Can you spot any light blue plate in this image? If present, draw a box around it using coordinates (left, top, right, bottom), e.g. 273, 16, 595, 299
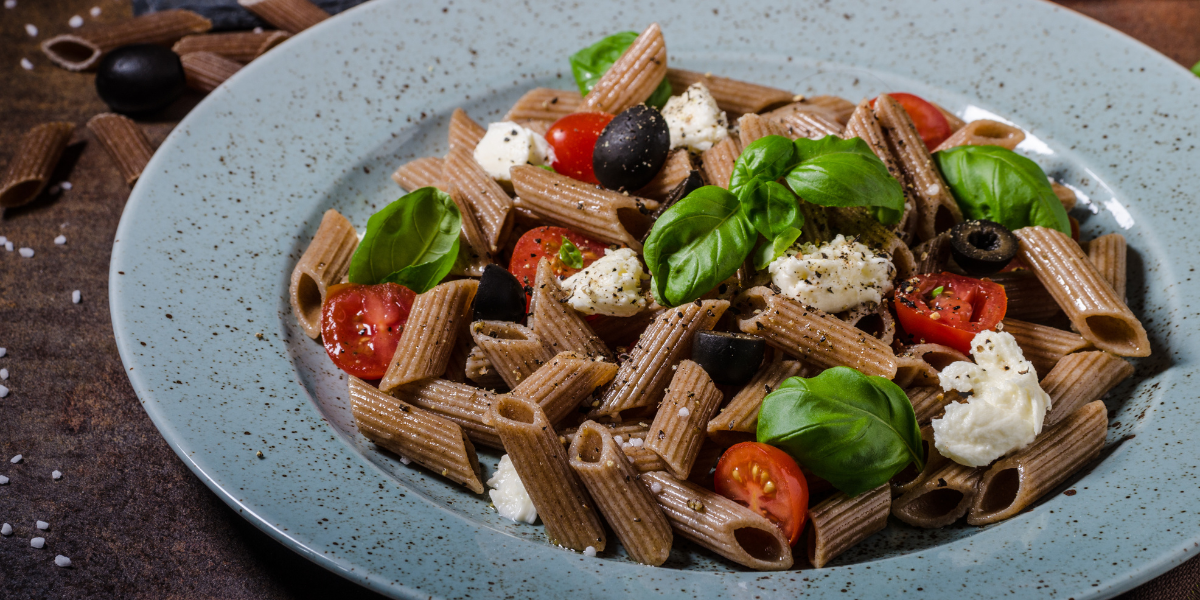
110, 0, 1200, 597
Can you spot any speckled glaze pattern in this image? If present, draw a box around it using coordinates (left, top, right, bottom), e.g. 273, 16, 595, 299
109, 0, 1200, 597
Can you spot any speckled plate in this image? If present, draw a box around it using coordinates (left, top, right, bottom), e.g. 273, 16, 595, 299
109, 0, 1200, 597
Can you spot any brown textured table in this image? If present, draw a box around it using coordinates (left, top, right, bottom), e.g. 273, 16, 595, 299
0, 1, 1197, 598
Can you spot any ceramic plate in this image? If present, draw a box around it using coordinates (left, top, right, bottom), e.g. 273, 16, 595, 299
109, 0, 1200, 597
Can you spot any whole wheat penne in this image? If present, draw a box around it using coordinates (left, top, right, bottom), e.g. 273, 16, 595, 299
350, 376, 484, 493
581, 23, 667, 114
569, 422, 673, 566
736, 287, 897, 378
388, 378, 501, 449
906, 387, 955, 426
894, 343, 969, 388
379, 279, 478, 391
488, 395, 606, 552
1041, 350, 1133, 428
392, 157, 447, 192
237, 0, 329, 33
707, 355, 805, 446
700, 136, 741, 189
807, 484, 890, 568
504, 88, 583, 122
1087, 233, 1127, 300
665, 69, 793, 115
932, 119, 1026, 153
172, 30, 290, 63
441, 178, 493, 276
561, 423, 650, 447
529, 259, 614, 361
509, 352, 618, 426
510, 165, 657, 250
470, 320, 554, 389
636, 149, 693, 201
931, 101, 967, 132
890, 425, 947, 497
991, 270, 1061, 322
1051, 182, 1077, 212
87, 113, 154, 185
891, 462, 982, 528
969, 401, 1106, 525
593, 300, 728, 417
448, 108, 486, 153
791, 95, 857, 126
180, 51, 242, 93
1001, 318, 1092, 376
514, 118, 552, 136
843, 99, 917, 243
442, 317, 475, 384
644, 361, 724, 479
0, 122, 74, 209
763, 103, 844, 139
875, 94, 962, 242
641, 472, 794, 571
737, 113, 790, 147
288, 209, 358, 339
41, 9, 211, 71
444, 147, 513, 252
842, 300, 896, 347
1014, 226, 1149, 356
464, 344, 508, 389
622, 443, 669, 473
589, 310, 661, 349
911, 231, 952, 274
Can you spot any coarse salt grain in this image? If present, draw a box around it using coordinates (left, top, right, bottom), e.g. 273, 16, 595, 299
926, 184, 941, 196
56, 555, 72, 567
24, 23, 37, 36
59, 181, 72, 190
0, 236, 6, 245
20, 58, 33, 71
5, 241, 13, 251
68, 15, 82, 27
36, 521, 48, 530
9, 454, 21, 463
583, 546, 597, 557
678, 407, 691, 418
5, 0, 16, 9
398, 456, 411, 465
90, 6, 100, 17
253, 26, 263, 33
0, 523, 10, 536
630, 437, 644, 448
650, 482, 663, 494
0, 347, 6, 357
72, 290, 81, 304
1, 368, 7, 379
1, 385, 10, 398
30, 537, 44, 549
54, 235, 66, 245
0, 475, 8, 485
613, 435, 624, 445
19, 247, 34, 258
52, 470, 62, 480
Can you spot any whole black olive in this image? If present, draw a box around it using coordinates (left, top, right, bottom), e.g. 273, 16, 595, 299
472, 264, 527, 323
948, 219, 1019, 276
692, 331, 766, 386
95, 45, 185, 115
592, 104, 671, 192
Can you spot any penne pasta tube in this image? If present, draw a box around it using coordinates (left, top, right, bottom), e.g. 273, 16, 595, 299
180, 51, 242, 93
569, 422, 673, 566
470, 320, 554, 389
1051, 182, 1077, 212
237, 0, 329, 33
968, 401, 1106, 525
889, 425, 947, 497
589, 310, 661, 349
581, 23, 668, 114
380, 279, 478, 391
640, 472, 794, 571
514, 118, 553, 136
510, 165, 657, 250
788, 95, 857, 126
893, 343, 969, 388
172, 31, 290, 63
488, 395, 607, 552
391, 157, 447, 192
932, 119, 1026, 153
622, 443, 669, 473
441, 178, 493, 276
665, 68, 794, 115
1001, 318, 1092, 376
736, 287, 897, 378
905, 387, 954, 426
891, 461, 982, 528
593, 300, 728, 417
448, 108, 486, 153
464, 344, 508, 390
441, 316, 474, 384
645, 361, 724, 479
504, 88, 583, 122
1087, 233, 1127, 300
444, 146, 514, 252
41, 9, 211, 71
807, 484, 890, 568
0, 122, 74, 209
350, 376, 484, 493
561, 423, 650, 447
1014, 226, 1150, 356
87, 113, 155, 185
911, 231, 952, 274
707, 355, 805, 446
991, 269, 1062, 322
636, 149, 693, 201
509, 352, 619, 426
387, 378, 501, 449
700, 136, 741, 189
737, 113, 790, 146
842, 301, 896, 347
288, 209, 358, 339
763, 103, 844, 139
843, 99, 917, 243
874, 94, 962, 242
1041, 350, 1133, 428
529, 259, 614, 361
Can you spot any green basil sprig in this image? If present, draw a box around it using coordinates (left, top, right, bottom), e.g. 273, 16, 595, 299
347, 187, 461, 293
756, 367, 924, 497
934, 145, 1070, 235
569, 32, 671, 109
558, 236, 583, 269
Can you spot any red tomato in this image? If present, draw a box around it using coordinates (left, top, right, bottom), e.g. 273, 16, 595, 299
874, 92, 952, 151
714, 442, 809, 545
321, 282, 415, 379
508, 225, 608, 292
545, 112, 614, 184
893, 272, 1007, 354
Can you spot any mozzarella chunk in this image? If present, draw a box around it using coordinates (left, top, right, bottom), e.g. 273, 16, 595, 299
932, 331, 1052, 467
560, 248, 648, 317
767, 235, 895, 314
661, 83, 729, 152
472, 121, 555, 182
486, 455, 538, 524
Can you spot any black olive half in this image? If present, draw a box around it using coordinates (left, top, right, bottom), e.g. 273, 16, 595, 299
692, 331, 766, 386
592, 104, 670, 192
472, 264, 527, 323
948, 219, 1019, 276
95, 45, 186, 115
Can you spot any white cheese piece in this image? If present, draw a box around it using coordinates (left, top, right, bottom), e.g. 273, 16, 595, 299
472, 121, 554, 182
661, 83, 729, 152
932, 331, 1052, 467
560, 248, 648, 317
767, 235, 895, 314
487, 455, 538, 525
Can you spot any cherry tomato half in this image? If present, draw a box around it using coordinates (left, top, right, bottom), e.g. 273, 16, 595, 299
893, 272, 1007, 354
508, 225, 608, 292
321, 282, 415, 379
714, 442, 809, 545
874, 92, 952, 151
545, 112, 615, 184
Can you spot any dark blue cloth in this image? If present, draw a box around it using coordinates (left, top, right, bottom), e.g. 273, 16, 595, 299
132, 0, 370, 31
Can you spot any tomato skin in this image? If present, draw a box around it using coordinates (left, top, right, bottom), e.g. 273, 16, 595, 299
545, 113, 614, 184
893, 272, 1007, 354
321, 282, 415, 379
714, 442, 809, 545
508, 225, 608, 292
874, 92, 952, 151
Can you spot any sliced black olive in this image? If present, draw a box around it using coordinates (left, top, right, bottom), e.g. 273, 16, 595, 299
692, 331, 766, 386
95, 45, 185, 115
472, 264, 526, 323
592, 104, 670, 192
948, 219, 1018, 276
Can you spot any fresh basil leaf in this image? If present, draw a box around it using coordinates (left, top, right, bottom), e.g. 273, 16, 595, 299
538, 164, 556, 173
783, 136, 906, 226
757, 366, 924, 497
752, 225, 803, 270
737, 179, 803, 241
347, 187, 462, 293
643, 186, 756, 306
558, 236, 583, 269
1192, 60, 1200, 77
569, 32, 672, 109
730, 135, 796, 192
931, 285, 945, 298
934, 145, 1070, 235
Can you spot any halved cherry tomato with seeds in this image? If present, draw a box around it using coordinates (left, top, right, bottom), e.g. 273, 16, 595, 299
545, 112, 615, 184
508, 225, 609, 295
714, 442, 809, 545
874, 92, 952, 151
893, 272, 1007, 354
321, 282, 415, 379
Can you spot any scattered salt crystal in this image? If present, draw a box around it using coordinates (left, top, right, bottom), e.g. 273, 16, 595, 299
54, 235, 66, 245
583, 546, 597, 557
68, 15, 83, 27
0, 347, 6, 356
650, 482, 663, 494
72, 290, 81, 304
678, 407, 691, 418
24, 24, 37, 36
0, 475, 8, 485
629, 437, 644, 448
30, 537, 44, 549
613, 435, 624, 445
3, 384, 13, 398
52, 470, 61, 480
55, 555, 72, 567
20, 58, 33, 71
9, 454, 20, 463
0, 523, 10, 535
253, 26, 263, 33
90, 6, 100, 17
926, 184, 941, 196
59, 181, 72, 190
0, 236, 6, 245
398, 456, 411, 465
5, 241, 13, 251
4, 0, 16, 9
19, 247, 34, 258
1, 368, 8, 379
738, 581, 748, 589
36, 521, 48, 530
